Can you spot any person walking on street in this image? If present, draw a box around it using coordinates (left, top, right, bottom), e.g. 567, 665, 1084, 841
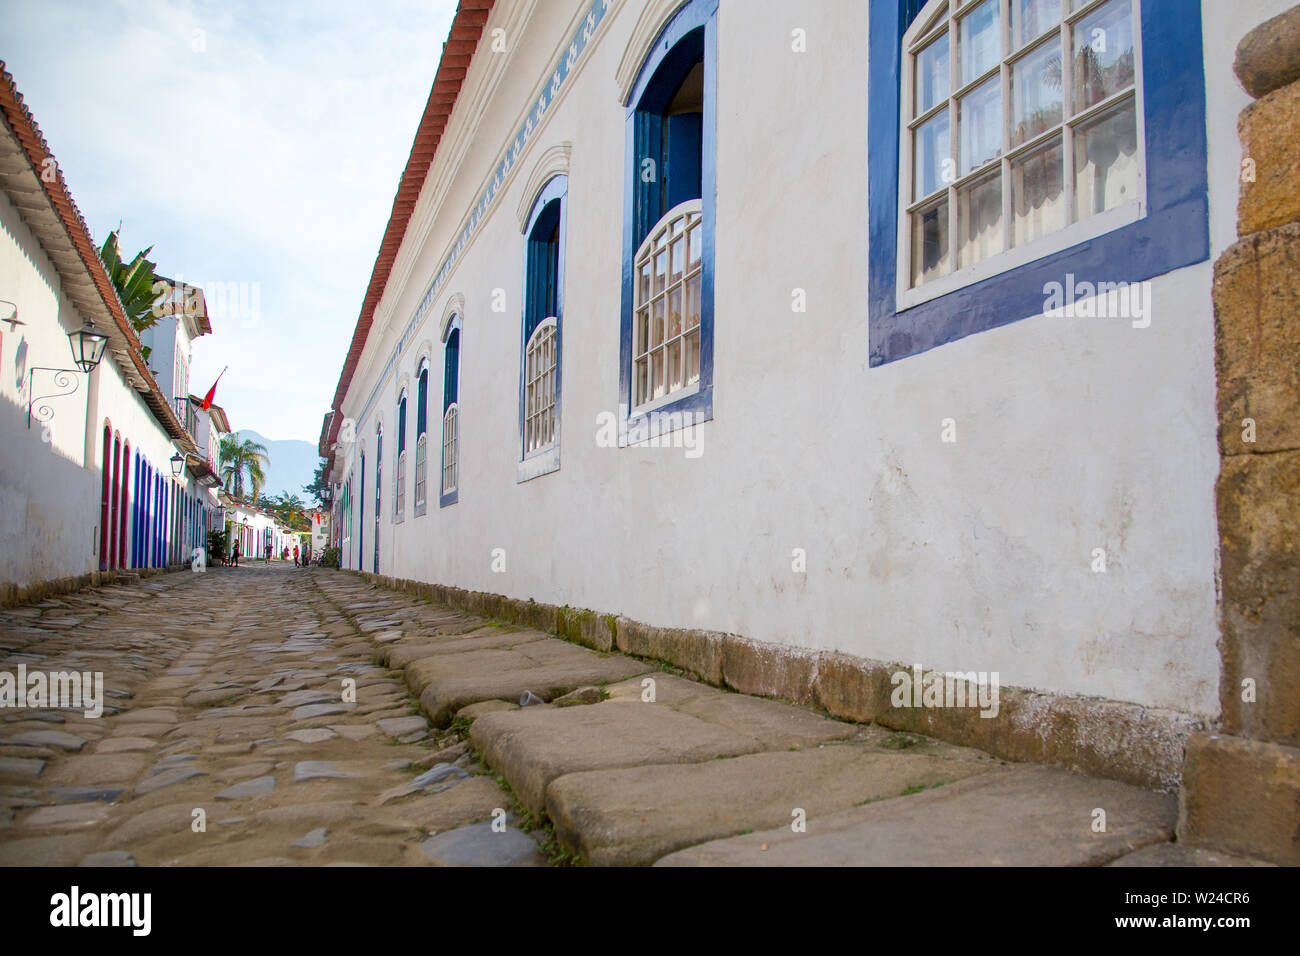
265, 541, 272, 562
231, 538, 240, 568
293, 544, 299, 567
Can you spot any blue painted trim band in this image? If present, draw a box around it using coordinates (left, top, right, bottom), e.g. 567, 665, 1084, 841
867, 0, 1209, 366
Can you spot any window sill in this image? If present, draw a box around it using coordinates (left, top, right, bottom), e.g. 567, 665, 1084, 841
897, 199, 1144, 311
620, 384, 712, 447
517, 445, 560, 483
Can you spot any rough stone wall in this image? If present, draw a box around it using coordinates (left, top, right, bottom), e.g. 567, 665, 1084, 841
1179, 5, 1300, 865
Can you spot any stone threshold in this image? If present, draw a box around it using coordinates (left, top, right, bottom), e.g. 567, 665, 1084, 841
345, 569, 1202, 792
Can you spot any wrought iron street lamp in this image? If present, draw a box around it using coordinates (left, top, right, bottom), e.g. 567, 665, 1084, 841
68, 325, 109, 373
27, 323, 109, 429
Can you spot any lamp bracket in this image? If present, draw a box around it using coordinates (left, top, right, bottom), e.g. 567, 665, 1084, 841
27, 367, 81, 430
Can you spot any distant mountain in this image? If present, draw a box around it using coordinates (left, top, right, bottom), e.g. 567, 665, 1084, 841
237, 429, 320, 502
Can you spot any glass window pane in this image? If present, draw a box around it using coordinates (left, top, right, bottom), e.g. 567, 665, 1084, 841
687, 222, 701, 268
1011, 39, 1063, 145
668, 339, 683, 392
960, 0, 1000, 86
1011, 137, 1065, 245
651, 349, 665, 400
654, 248, 668, 296
635, 357, 648, 405
911, 199, 950, 287
1073, 99, 1138, 219
1072, 0, 1135, 113
1012, 0, 1060, 49
685, 329, 700, 386
638, 261, 651, 306
685, 271, 701, 329
636, 309, 648, 356
957, 171, 1002, 268
915, 32, 950, 115
670, 236, 684, 285
913, 108, 950, 200
959, 76, 1001, 174
668, 287, 682, 339
651, 296, 664, 347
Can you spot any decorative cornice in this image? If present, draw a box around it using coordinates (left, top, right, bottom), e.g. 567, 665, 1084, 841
516, 141, 572, 231
614, 0, 688, 104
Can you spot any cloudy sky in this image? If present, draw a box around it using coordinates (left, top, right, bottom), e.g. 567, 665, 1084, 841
2, 0, 457, 442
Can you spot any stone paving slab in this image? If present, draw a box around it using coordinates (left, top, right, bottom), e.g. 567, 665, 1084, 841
654, 766, 1177, 866
1105, 843, 1277, 866
410, 640, 654, 726
548, 736, 998, 865
382, 628, 546, 668
470, 685, 857, 816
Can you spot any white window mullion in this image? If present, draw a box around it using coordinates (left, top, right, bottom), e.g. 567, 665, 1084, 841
1061, 5, 1075, 225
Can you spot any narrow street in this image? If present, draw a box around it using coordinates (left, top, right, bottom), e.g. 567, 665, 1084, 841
0, 566, 1194, 867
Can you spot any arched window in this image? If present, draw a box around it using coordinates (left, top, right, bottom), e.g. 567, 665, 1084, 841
100, 423, 112, 570
621, 0, 716, 435
395, 391, 408, 524
440, 319, 461, 507
110, 433, 121, 570
118, 440, 129, 569
414, 361, 429, 516
373, 426, 382, 573
520, 175, 566, 480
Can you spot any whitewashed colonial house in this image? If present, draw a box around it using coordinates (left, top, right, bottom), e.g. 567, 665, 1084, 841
0, 64, 224, 599
319, 0, 1293, 794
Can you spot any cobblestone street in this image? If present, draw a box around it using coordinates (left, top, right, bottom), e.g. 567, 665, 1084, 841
0, 565, 1207, 867
0, 565, 533, 866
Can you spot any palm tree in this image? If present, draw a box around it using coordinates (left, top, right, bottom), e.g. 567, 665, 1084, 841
219, 435, 269, 501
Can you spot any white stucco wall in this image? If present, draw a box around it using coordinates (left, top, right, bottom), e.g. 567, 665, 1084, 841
1, 184, 204, 589
331, 0, 1272, 719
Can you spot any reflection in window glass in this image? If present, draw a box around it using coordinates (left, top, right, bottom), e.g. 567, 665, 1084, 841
1012, 137, 1065, 246
960, 0, 1001, 85
1011, 40, 1063, 145
914, 109, 951, 199
1073, 0, 1135, 113
959, 76, 1001, 174
1073, 99, 1138, 219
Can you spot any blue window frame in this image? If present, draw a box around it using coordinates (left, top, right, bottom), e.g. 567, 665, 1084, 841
619, 0, 717, 439
414, 362, 429, 517
416, 366, 428, 437
440, 317, 461, 508
358, 452, 365, 570
397, 393, 407, 457
868, 0, 1208, 366
373, 426, 381, 572
519, 174, 566, 478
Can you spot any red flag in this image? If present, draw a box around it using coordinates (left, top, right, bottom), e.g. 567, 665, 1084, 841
201, 366, 228, 410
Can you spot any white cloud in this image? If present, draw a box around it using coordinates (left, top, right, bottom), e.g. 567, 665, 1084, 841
1, 0, 458, 441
